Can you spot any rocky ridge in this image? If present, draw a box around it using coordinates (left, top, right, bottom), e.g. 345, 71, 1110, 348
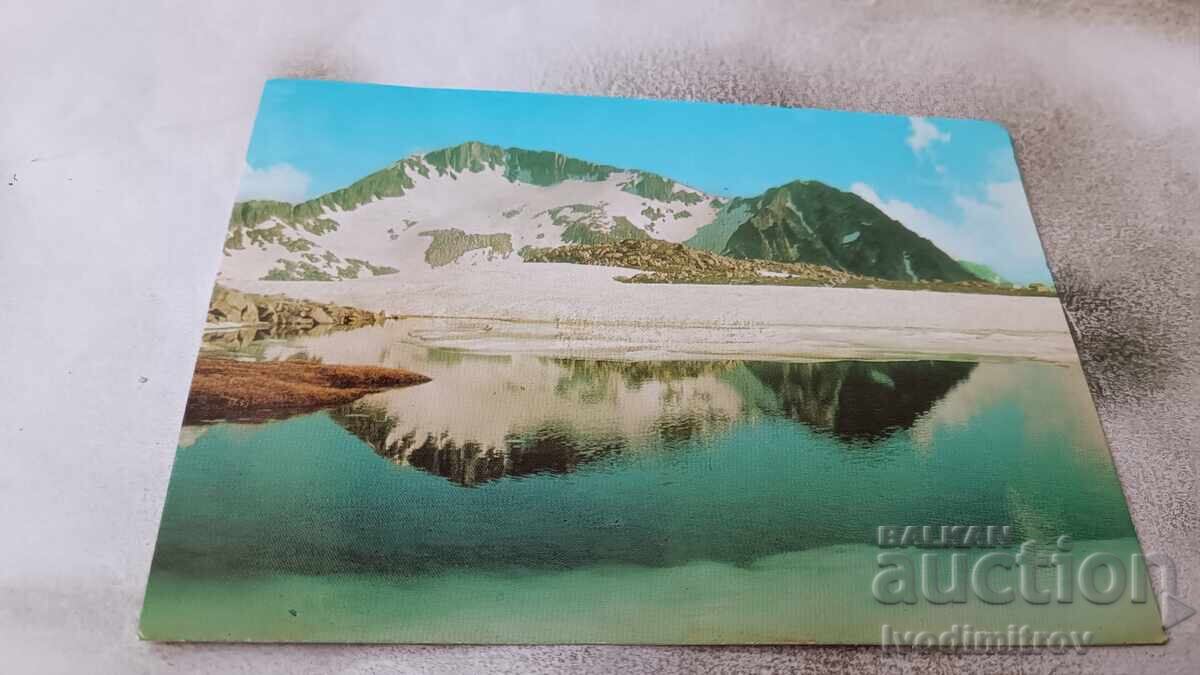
520, 239, 1052, 295
207, 285, 387, 329
520, 239, 858, 285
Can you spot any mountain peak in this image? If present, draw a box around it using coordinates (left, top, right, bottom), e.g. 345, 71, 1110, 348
720, 179, 977, 282
774, 179, 839, 193
413, 142, 624, 187
423, 141, 507, 174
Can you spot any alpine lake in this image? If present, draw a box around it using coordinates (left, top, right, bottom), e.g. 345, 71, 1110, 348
140, 319, 1164, 644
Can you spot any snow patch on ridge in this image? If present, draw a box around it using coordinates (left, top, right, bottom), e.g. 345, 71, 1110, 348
219, 162, 719, 282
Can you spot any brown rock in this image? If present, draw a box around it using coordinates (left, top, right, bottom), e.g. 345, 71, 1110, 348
309, 306, 334, 324
209, 287, 259, 324
183, 357, 431, 423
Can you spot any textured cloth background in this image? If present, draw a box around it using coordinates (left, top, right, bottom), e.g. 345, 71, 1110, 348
0, 1, 1196, 672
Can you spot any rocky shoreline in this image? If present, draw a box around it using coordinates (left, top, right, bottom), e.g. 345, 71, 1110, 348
207, 284, 389, 330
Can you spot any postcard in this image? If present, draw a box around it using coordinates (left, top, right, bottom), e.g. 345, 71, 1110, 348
140, 79, 1164, 645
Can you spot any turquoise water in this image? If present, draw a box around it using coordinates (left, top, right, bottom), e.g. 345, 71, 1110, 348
141, 324, 1164, 643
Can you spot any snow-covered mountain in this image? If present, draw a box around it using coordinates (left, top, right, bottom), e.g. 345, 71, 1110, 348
220, 141, 722, 281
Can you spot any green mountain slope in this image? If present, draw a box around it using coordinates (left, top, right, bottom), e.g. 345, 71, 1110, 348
957, 260, 1009, 286
719, 181, 977, 283
684, 199, 753, 253
620, 172, 705, 205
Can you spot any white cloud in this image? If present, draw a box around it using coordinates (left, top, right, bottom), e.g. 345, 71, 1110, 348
851, 183, 976, 259
906, 116, 951, 154
236, 162, 311, 203
851, 180, 1052, 284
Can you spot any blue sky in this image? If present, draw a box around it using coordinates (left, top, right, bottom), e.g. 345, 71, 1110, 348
240, 79, 1052, 284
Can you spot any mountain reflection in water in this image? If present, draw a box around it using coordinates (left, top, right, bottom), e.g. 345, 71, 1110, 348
158, 326, 1135, 580
332, 404, 630, 487
329, 357, 975, 486
742, 360, 976, 442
